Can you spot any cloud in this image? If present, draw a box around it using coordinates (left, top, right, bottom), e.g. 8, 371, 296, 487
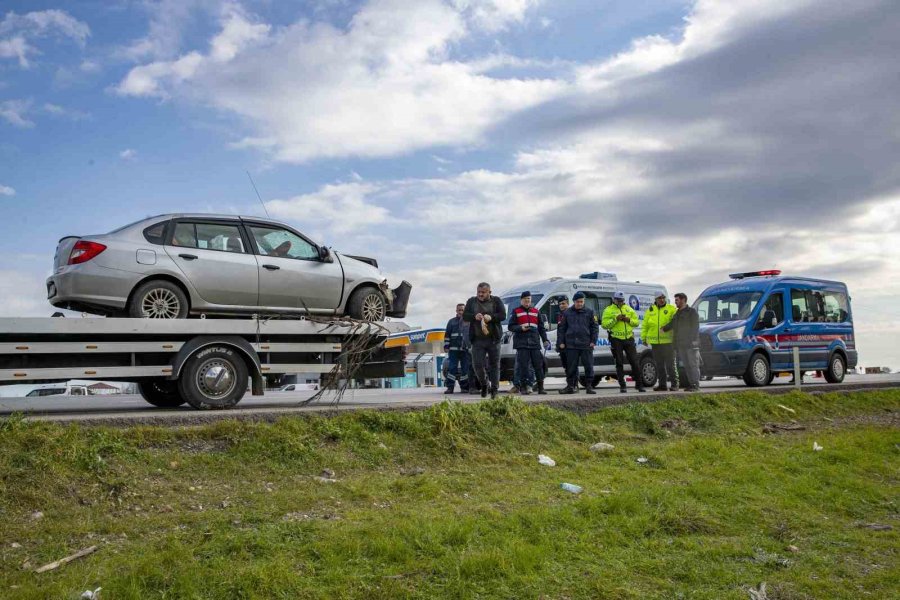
119, 148, 138, 160
42, 103, 90, 120
0, 10, 90, 68
0, 99, 34, 128
0, 270, 50, 317
265, 182, 390, 234
451, 0, 542, 32
116, 0, 564, 161
0, 184, 14, 196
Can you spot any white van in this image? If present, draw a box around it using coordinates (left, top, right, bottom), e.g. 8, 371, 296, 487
25, 383, 90, 397
497, 272, 668, 387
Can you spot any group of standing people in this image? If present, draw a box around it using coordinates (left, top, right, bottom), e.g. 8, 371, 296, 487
442, 282, 702, 398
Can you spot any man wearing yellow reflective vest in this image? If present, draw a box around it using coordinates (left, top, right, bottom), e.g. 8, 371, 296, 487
602, 291, 646, 393
641, 292, 677, 391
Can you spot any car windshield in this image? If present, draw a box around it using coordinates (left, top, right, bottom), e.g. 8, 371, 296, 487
694, 292, 762, 323
502, 294, 544, 322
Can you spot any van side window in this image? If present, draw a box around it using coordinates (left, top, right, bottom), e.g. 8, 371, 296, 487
790, 289, 809, 322
759, 292, 784, 327
822, 291, 850, 322
541, 295, 570, 330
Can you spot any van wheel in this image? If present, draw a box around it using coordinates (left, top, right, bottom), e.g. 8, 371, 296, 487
178, 346, 248, 410
138, 379, 186, 408
742, 353, 771, 387
824, 353, 846, 383
639, 355, 657, 388
347, 287, 386, 322
129, 280, 189, 319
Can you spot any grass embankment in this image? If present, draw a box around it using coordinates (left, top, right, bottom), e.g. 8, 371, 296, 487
1, 390, 898, 599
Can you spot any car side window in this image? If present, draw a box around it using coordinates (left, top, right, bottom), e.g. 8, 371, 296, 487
143, 222, 167, 245
248, 225, 318, 260
172, 223, 246, 253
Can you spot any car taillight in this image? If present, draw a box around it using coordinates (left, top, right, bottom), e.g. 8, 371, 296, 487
68, 241, 107, 265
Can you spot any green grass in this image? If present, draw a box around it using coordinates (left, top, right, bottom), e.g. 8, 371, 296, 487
1, 390, 898, 599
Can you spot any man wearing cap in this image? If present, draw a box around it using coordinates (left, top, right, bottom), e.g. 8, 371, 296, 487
602, 291, 646, 393
508, 291, 551, 395
557, 291, 600, 394
463, 282, 507, 399
641, 292, 677, 391
443, 303, 470, 394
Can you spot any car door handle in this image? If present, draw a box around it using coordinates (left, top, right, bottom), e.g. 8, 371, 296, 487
262, 264, 280, 271
178, 253, 198, 260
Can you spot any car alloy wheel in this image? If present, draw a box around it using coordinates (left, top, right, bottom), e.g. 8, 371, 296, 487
141, 288, 182, 318
361, 293, 386, 321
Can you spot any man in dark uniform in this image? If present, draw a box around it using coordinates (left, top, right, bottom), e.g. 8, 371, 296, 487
557, 291, 599, 395
463, 282, 507, 399
555, 297, 570, 381
508, 291, 551, 395
443, 303, 470, 394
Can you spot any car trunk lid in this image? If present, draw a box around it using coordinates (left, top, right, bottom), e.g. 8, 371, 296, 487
53, 236, 81, 272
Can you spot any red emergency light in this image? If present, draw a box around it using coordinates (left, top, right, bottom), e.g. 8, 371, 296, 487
728, 270, 782, 280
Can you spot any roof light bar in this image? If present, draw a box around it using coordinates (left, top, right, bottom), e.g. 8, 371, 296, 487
728, 270, 782, 280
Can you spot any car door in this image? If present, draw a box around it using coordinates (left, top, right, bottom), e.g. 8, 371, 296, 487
164, 220, 259, 306
244, 223, 344, 310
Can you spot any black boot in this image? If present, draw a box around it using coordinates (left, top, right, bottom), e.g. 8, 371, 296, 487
490, 387, 498, 399
585, 387, 596, 395
559, 386, 575, 395
443, 387, 455, 395
537, 381, 547, 395
481, 386, 488, 398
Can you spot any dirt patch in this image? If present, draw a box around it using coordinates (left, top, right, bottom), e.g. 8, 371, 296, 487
763, 411, 898, 434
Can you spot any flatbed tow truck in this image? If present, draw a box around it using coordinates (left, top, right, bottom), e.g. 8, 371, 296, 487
0, 317, 405, 410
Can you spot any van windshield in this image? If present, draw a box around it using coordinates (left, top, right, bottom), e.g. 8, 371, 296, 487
502, 295, 544, 322
694, 292, 762, 323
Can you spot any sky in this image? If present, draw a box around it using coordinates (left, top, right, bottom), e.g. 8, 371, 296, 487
1, 0, 898, 369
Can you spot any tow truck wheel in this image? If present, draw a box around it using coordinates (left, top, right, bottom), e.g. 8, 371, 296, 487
347, 287, 386, 322
824, 352, 846, 384
138, 379, 186, 408
179, 346, 248, 410
742, 353, 771, 387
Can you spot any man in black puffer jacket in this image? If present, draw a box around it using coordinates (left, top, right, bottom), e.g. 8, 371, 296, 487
463, 282, 507, 399
556, 291, 599, 395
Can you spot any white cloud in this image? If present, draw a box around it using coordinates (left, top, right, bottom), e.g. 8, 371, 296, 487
0, 270, 50, 317
116, 0, 564, 161
119, 148, 138, 160
0, 99, 34, 128
452, 0, 542, 31
0, 10, 90, 68
266, 182, 390, 234
0, 184, 15, 196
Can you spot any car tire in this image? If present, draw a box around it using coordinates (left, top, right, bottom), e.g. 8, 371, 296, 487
129, 280, 189, 319
823, 352, 846, 383
347, 287, 386, 322
742, 353, 771, 387
178, 346, 248, 410
639, 354, 657, 388
138, 379, 186, 408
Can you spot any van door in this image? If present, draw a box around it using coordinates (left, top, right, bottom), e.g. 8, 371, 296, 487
752, 289, 790, 370
789, 288, 828, 369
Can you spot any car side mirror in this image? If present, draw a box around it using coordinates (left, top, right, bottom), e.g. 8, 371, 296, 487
318, 246, 333, 262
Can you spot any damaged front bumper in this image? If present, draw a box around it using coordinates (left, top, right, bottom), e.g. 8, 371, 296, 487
381, 280, 412, 319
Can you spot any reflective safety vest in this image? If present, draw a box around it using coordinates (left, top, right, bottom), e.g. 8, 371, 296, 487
601, 303, 639, 340
509, 306, 547, 350
641, 303, 675, 344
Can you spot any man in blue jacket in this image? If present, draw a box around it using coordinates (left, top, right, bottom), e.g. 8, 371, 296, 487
557, 291, 599, 395
443, 303, 470, 394
508, 291, 551, 395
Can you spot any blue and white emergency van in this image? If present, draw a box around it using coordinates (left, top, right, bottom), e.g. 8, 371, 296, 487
695, 270, 857, 386
497, 273, 667, 387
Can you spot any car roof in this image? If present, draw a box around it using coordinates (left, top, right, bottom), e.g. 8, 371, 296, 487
145, 213, 290, 226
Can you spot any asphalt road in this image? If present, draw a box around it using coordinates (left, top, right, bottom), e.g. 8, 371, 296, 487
2, 373, 897, 424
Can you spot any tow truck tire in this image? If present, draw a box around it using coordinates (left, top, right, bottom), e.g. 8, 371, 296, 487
742, 353, 771, 387
138, 379, 186, 408
347, 287, 386, 322
178, 346, 248, 410
129, 280, 189, 319
824, 352, 846, 384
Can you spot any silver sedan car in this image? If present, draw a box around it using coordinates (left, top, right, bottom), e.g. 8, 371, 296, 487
47, 214, 411, 321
